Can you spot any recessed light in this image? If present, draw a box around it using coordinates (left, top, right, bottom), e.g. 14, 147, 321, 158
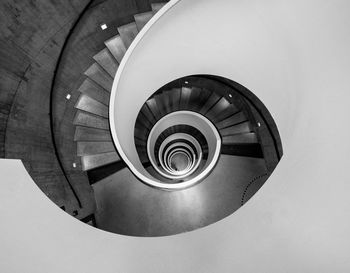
184, 81, 189, 84
66, 94, 71, 100
100, 24, 107, 30
257, 122, 261, 127
228, 94, 232, 98
72, 162, 77, 168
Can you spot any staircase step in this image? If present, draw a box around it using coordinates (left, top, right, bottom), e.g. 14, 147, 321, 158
213, 104, 240, 124
141, 104, 156, 124
221, 143, 264, 158
136, 145, 149, 164
75, 94, 109, 118
77, 141, 115, 156
219, 121, 252, 136
78, 79, 110, 105
84, 63, 113, 92
104, 35, 127, 64
194, 88, 212, 111
134, 11, 154, 31
140, 153, 149, 164
73, 111, 109, 130
187, 87, 202, 111
180, 87, 191, 110
74, 126, 112, 142
134, 127, 148, 141
215, 111, 247, 130
134, 137, 147, 146
81, 152, 120, 171
118, 22, 138, 49
199, 92, 221, 115
136, 112, 153, 130
154, 94, 167, 117
146, 98, 161, 120
206, 97, 237, 122
222, 133, 258, 145
87, 160, 127, 184
151, 2, 166, 14
160, 90, 172, 114
169, 88, 181, 112
93, 48, 119, 78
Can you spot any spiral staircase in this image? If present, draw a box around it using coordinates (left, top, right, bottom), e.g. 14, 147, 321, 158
43, 0, 284, 236
1, 0, 350, 272
73, 3, 167, 171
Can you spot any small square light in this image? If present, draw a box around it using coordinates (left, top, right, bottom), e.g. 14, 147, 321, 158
72, 162, 77, 168
184, 81, 189, 84
228, 94, 233, 98
257, 122, 261, 127
100, 24, 107, 30
66, 94, 71, 100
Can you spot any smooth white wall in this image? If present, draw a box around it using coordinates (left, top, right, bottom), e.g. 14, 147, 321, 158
2, 0, 350, 272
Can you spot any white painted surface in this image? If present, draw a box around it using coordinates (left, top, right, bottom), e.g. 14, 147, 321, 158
2, 0, 350, 272
145, 111, 221, 188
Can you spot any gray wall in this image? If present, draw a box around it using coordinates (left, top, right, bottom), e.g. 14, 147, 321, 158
0, 0, 92, 216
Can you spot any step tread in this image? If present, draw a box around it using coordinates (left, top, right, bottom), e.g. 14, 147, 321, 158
118, 22, 138, 49
151, 2, 167, 13
146, 98, 161, 120
219, 121, 252, 136
141, 104, 156, 124
222, 132, 258, 145
93, 48, 119, 78
134, 127, 148, 141
134, 137, 147, 146
104, 35, 127, 64
215, 111, 247, 130
221, 143, 264, 158
81, 151, 120, 171
169, 88, 181, 112
160, 90, 172, 114
78, 79, 110, 105
74, 126, 112, 142
180, 87, 191, 110
187, 87, 203, 111
77, 141, 115, 156
206, 97, 238, 122
134, 11, 154, 31
75, 94, 109, 118
73, 111, 109, 130
136, 111, 153, 130
154, 94, 167, 117
84, 63, 113, 92
199, 92, 221, 115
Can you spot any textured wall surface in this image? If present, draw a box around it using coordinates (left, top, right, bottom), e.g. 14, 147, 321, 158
0, 0, 169, 218
0, 0, 92, 216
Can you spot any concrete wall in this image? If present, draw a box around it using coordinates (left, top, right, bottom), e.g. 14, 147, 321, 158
0, 0, 92, 216
0, 0, 169, 219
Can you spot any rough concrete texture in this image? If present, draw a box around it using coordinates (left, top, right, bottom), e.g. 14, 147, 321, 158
0, 0, 169, 219
0, 0, 95, 217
